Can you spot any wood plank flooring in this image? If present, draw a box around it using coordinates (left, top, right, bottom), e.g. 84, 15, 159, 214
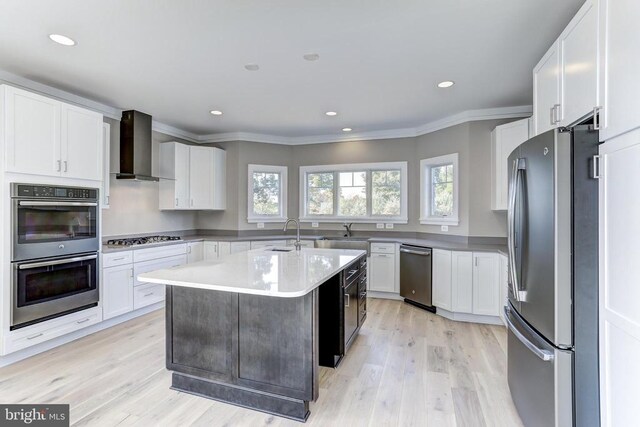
0, 299, 523, 426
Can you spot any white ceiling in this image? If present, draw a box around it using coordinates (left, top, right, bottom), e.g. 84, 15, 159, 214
0, 0, 583, 139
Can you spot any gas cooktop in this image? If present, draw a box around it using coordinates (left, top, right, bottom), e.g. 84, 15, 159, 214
106, 235, 182, 247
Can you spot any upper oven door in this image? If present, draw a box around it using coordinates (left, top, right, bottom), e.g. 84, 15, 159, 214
13, 199, 99, 261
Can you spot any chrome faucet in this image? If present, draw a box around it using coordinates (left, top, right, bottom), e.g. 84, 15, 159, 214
283, 218, 302, 251
343, 222, 353, 238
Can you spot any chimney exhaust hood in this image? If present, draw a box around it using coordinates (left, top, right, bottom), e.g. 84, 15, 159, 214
116, 110, 159, 181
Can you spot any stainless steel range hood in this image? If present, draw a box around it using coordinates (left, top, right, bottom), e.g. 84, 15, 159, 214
116, 110, 159, 181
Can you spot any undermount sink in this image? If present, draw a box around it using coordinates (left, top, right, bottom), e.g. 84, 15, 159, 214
315, 238, 370, 254
267, 248, 293, 252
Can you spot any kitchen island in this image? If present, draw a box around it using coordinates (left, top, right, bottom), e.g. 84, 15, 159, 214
138, 247, 367, 422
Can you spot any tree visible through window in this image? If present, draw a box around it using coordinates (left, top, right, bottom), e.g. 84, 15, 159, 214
372, 170, 401, 216
431, 164, 454, 217
338, 171, 367, 216
248, 164, 287, 221
307, 173, 334, 215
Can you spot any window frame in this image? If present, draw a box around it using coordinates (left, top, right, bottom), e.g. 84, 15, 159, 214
247, 164, 288, 223
420, 153, 459, 226
299, 162, 408, 223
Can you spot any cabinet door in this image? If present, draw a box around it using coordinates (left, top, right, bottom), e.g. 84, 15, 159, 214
174, 143, 190, 208
533, 41, 561, 136
499, 254, 509, 325
559, 0, 599, 127
472, 252, 500, 316
212, 147, 227, 209
61, 103, 103, 180
189, 146, 214, 209
102, 123, 111, 208
203, 241, 219, 260
4, 86, 61, 176
230, 241, 250, 254
491, 119, 529, 210
103, 264, 134, 320
432, 249, 452, 311
598, 131, 640, 427
187, 242, 204, 263
218, 242, 231, 257
369, 253, 396, 293
598, 0, 640, 141
451, 251, 473, 313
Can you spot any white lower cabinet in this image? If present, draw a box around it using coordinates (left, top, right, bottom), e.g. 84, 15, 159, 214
230, 241, 250, 254
133, 283, 165, 310
431, 249, 502, 319
219, 242, 231, 257
452, 251, 474, 313
187, 241, 204, 263
369, 253, 396, 293
203, 241, 219, 260
102, 263, 134, 320
472, 252, 500, 316
432, 249, 452, 311
499, 254, 509, 324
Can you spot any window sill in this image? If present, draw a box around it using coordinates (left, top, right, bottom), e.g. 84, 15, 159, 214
300, 217, 408, 224
419, 217, 459, 226
247, 217, 288, 224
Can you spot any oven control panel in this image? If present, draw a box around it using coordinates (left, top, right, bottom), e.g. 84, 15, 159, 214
12, 184, 98, 200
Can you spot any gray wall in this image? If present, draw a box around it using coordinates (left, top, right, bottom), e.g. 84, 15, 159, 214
101, 117, 198, 238
195, 118, 515, 238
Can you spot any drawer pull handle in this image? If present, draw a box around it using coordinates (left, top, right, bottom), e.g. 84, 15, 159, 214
112, 257, 126, 261
76, 318, 90, 324
143, 292, 154, 297
27, 333, 43, 340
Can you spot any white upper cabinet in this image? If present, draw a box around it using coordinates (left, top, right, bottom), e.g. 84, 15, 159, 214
533, 41, 561, 136
61, 103, 103, 181
158, 141, 226, 210
598, 0, 640, 141
559, 0, 599, 128
2, 85, 103, 181
491, 118, 529, 210
102, 123, 111, 208
432, 249, 452, 311
4, 85, 61, 176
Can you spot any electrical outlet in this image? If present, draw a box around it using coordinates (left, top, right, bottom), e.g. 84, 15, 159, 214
441, 225, 449, 232
385, 223, 394, 229
257, 222, 265, 229
312, 222, 319, 228
376, 223, 384, 229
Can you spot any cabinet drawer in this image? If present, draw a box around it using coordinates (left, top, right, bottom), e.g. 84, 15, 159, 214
134, 254, 187, 286
133, 243, 187, 263
103, 251, 133, 268
5, 307, 101, 354
370, 242, 395, 254
133, 283, 165, 310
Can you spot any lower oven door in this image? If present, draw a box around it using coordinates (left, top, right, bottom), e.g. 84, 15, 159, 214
12, 253, 99, 329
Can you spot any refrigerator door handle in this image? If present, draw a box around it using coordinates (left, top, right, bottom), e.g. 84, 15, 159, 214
504, 306, 555, 362
507, 158, 526, 302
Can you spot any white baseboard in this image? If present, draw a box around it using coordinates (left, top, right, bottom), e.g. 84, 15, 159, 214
368, 291, 403, 301
0, 303, 164, 368
436, 307, 504, 326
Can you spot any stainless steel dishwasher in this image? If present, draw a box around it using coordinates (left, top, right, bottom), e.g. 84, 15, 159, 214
399, 245, 435, 312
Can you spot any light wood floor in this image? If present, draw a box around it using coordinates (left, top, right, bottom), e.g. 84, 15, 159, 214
0, 298, 523, 426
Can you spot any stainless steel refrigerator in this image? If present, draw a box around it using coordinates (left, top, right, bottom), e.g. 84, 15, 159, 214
505, 125, 600, 427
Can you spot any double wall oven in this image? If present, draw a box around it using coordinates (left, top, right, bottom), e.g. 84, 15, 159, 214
11, 184, 100, 329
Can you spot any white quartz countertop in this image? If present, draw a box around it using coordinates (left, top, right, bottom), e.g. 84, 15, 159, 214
137, 247, 365, 298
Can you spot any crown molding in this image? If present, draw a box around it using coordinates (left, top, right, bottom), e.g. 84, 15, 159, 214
199, 105, 532, 145
0, 68, 531, 146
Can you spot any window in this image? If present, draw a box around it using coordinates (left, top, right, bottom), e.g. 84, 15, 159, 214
300, 162, 408, 223
420, 153, 459, 225
248, 164, 287, 222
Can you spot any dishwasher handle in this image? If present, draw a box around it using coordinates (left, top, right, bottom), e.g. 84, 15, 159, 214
400, 247, 432, 256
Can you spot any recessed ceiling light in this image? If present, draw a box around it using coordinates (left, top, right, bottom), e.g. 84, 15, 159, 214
48, 34, 76, 46
210, 110, 223, 116
244, 64, 260, 71
342, 128, 352, 132
325, 111, 337, 116
437, 80, 455, 88
303, 53, 320, 61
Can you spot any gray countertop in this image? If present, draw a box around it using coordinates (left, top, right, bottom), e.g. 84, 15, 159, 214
103, 233, 506, 256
